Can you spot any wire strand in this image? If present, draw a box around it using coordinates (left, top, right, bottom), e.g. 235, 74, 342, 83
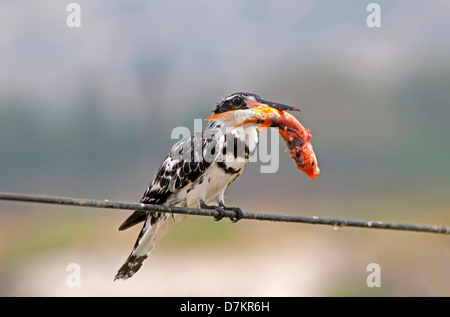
0, 191, 449, 235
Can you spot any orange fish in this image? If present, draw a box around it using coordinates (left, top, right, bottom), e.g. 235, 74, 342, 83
271, 111, 319, 179
248, 106, 319, 179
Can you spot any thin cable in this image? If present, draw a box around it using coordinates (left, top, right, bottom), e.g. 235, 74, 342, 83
0, 191, 449, 235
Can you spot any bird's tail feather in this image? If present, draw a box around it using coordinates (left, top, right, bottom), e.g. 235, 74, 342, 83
114, 252, 151, 281
115, 217, 156, 281
118, 210, 148, 231
115, 213, 186, 281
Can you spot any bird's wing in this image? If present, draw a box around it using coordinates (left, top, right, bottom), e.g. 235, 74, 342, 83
118, 128, 220, 231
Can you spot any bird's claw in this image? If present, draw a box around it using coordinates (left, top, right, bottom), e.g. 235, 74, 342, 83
200, 200, 226, 221
219, 204, 243, 223
204, 200, 243, 222
229, 207, 243, 223
213, 207, 226, 221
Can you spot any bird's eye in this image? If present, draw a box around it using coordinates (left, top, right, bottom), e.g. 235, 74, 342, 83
232, 96, 242, 106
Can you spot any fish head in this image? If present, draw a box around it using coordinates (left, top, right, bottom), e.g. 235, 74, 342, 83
301, 143, 320, 179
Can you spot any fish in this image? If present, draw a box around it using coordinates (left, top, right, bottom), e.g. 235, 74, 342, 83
256, 109, 320, 179
273, 112, 319, 179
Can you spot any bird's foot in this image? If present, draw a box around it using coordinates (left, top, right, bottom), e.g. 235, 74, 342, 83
200, 200, 226, 221
219, 203, 244, 223
213, 207, 226, 221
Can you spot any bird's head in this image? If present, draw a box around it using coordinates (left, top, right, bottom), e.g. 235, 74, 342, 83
206, 92, 300, 128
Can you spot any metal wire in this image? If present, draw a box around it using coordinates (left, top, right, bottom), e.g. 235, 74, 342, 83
0, 191, 449, 235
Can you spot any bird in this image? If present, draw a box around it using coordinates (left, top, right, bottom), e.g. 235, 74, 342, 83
114, 92, 301, 280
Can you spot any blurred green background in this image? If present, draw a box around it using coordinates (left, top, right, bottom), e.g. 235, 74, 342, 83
0, 1, 449, 296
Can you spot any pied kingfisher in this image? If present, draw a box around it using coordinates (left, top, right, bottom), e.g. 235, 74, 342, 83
114, 92, 300, 280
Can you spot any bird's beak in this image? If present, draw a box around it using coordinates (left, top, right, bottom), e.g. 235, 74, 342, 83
246, 98, 301, 112
242, 98, 301, 130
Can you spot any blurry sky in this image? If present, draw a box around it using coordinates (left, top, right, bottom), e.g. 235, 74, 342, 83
0, 1, 449, 296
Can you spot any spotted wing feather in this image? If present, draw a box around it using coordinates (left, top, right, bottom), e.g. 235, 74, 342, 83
118, 129, 219, 231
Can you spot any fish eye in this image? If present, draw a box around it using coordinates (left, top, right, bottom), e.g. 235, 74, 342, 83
310, 161, 315, 166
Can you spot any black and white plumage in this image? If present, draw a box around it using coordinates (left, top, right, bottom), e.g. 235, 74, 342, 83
114, 92, 299, 280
